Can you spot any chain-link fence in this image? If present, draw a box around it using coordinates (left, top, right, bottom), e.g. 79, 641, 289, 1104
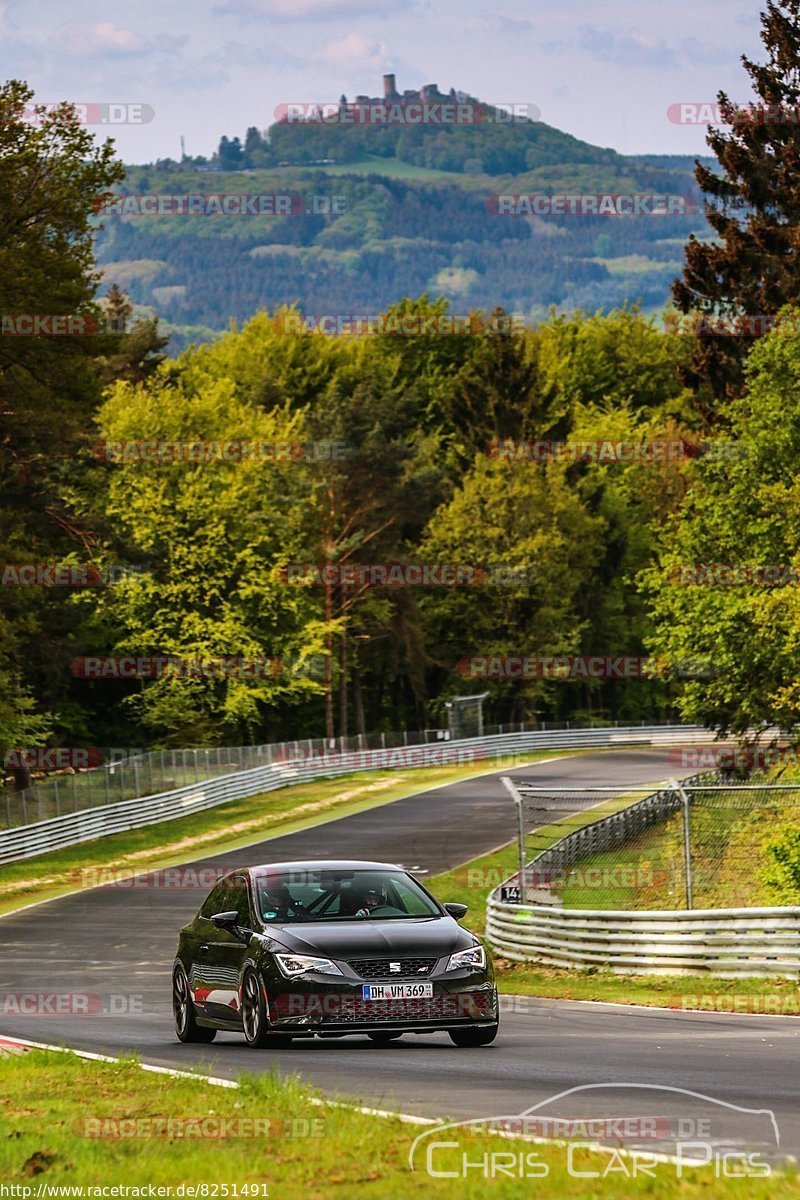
0, 717, 691, 832
501, 775, 800, 911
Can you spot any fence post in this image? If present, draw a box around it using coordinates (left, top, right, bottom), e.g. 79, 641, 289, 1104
670, 777, 694, 910
501, 776, 527, 905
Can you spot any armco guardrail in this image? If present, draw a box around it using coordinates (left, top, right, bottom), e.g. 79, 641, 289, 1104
485, 900, 800, 977
1, 718, 709, 832
486, 768, 800, 978
0, 723, 711, 864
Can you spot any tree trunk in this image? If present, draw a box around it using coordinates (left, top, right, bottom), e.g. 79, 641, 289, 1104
352, 661, 366, 740
324, 573, 334, 741
11, 764, 32, 792
339, 625, 348, 741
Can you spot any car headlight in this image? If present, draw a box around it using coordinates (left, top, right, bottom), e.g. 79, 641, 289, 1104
447, 944, 486, 971
274, 953, 343, 977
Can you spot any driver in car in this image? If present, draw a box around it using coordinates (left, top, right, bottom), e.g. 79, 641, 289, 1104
355, 887, 389, 918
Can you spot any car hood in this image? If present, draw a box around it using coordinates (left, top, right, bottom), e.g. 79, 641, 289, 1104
266, 916, 472, 959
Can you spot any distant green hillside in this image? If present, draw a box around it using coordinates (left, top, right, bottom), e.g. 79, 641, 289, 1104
97, 97, 712, 347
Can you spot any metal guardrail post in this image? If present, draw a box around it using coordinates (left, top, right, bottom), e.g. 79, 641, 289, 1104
670, 776, 694, 910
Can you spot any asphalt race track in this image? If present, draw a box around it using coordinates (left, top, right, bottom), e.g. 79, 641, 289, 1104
1, 748, 798, 1164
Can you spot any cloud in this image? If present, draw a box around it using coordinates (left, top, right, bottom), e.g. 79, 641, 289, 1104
215, 0, 400, 21
59, 21, 150, 58
203, 38, 303, 69
477, 15, 535, 34
313, 32, 392, 70
577, 26, 677, 67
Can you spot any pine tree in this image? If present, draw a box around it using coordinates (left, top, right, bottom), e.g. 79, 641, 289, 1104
673, 1, 800, 407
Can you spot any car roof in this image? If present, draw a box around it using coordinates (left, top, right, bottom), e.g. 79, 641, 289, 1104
243, 859, 406, 875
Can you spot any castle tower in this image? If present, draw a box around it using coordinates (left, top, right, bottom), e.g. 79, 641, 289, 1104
383, 73, 398, 99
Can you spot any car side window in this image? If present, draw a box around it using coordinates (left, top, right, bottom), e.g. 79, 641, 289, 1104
199, 883, 228, 919
225, 876, 253, 926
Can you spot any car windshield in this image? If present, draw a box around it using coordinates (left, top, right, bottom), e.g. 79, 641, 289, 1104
253, 868, 441, 923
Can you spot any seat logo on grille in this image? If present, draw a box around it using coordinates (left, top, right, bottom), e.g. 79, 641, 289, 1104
389, 962, 401, 973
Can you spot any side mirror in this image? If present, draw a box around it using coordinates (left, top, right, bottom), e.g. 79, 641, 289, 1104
444, 902, 468, 920
210, 910, 240, 930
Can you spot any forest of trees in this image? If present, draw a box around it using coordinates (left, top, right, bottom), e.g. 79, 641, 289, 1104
96, 165, 704, 346
6, 1, 800, 781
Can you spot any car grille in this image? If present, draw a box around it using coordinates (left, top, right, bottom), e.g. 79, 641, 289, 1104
325, 994, 492, 1024
348, 958, 437, 981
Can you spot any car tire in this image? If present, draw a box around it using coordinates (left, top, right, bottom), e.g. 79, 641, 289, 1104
173, 966, 216, 1044
367, 1031, 403, 1044
241, 968, 293, 1048
448, 1022, 499, 1047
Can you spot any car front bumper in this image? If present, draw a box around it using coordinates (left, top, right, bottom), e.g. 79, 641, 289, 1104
265, 973, 498, 1033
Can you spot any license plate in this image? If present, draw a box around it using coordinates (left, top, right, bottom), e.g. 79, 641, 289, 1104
362, 982, 434, 1000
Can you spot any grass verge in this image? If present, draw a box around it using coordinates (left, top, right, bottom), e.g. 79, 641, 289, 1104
0, 752, 570, 918
1, 1049, 797, 1195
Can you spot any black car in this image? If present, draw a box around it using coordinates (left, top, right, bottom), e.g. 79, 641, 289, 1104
172, 859, 498, 1048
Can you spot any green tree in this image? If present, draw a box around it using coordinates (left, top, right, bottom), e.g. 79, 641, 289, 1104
419, 456, 604, 720
673, 1, 800, 404
643, 313, 800, 735
0, 81, 124, 754
93, 371, 327, 745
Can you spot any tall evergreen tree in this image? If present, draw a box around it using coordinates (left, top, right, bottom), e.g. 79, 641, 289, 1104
673, 1, 800, 408
0, 82, 124, 764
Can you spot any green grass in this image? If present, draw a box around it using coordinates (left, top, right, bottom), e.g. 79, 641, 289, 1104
592, 253, 680, 276
0, 752, 572, 918
306, 153, 468, 181
552, 772, 800, 912
491, 963, 800, 1011
1, 1050, 797, 1195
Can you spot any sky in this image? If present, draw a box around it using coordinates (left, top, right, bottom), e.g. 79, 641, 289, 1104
0, 0, 767, 163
